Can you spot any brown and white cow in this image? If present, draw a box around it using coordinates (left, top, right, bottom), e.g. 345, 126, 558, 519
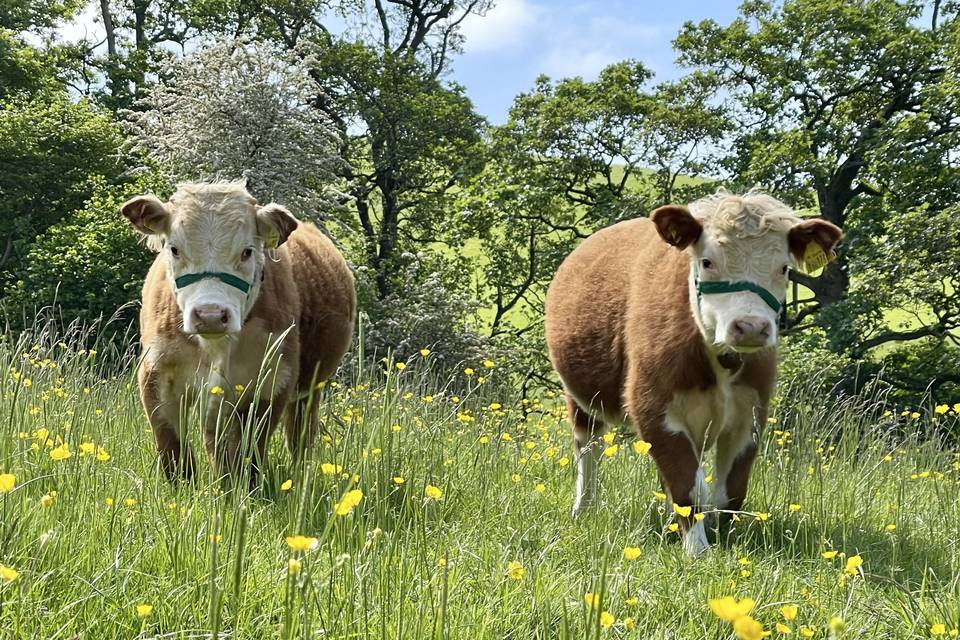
545, 190, 842, 555
122, 181, 356, 482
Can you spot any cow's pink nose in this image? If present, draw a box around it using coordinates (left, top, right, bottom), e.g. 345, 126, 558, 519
729, 315, 772, 347
192, 304, 230, 334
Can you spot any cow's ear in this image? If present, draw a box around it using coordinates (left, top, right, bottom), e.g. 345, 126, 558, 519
788, 219, 843, 274
256, 203, 299, 249
651, 205, 702, 249
121, 195, 170, 236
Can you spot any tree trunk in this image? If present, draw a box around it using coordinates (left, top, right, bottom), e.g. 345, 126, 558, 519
375, 168, 399, 300
100, 0, 116, 56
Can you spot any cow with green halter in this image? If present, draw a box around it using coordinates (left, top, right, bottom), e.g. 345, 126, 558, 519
545, 189, 842, 557
122, 181, 356, 484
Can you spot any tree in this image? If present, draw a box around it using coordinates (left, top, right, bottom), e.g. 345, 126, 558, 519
462, 62, 726, 338
675, 0, 960, 401
0, 94, 123, 288
2, 174, 164, 330
124, 40, 345, 218
675, 0, 958, 317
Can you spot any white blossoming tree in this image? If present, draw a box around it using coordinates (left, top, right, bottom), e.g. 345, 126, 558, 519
124, 40, 346, 220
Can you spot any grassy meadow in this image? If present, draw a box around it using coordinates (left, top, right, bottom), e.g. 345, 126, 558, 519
2, 329, 960, 639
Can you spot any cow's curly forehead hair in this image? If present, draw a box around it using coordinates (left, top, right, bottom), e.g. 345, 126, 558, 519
170, 180, 257, 214
690, 189, 801, 243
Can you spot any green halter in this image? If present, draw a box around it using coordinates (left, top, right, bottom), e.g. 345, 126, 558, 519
174, 272, 250, 294
694, 270, 782, 314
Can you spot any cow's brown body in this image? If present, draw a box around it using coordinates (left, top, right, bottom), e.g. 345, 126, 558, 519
546, 216, 778, 552
137, 221, 355, 480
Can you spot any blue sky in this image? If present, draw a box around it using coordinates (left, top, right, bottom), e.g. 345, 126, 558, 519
51, 0, 746, 124
455, 0, 744, 123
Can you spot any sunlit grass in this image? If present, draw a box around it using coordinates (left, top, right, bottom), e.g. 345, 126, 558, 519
1, 328, 960, 638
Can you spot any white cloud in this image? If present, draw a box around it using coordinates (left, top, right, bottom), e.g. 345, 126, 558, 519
460, 0, 543, 54
539, 13, 666, 80
57, 1, 105, 44
541, 47, 617, 79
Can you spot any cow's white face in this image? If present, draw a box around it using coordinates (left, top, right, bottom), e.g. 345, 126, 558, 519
122, 182, 298, 338
652, 191, 842, 354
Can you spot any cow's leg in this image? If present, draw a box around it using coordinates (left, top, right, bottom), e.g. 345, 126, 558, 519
713, 405, 764, 518
644, 418, 709, 557
568, 395, 607, 516
201, 362, 242, 478
285, 394, 320, 463
139, 363, 195, 481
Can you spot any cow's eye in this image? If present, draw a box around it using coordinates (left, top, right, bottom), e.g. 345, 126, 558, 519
170, 246, 179, 258
781, 265, 789, 275
241, 248, 253, 262
701, 258, 714, 270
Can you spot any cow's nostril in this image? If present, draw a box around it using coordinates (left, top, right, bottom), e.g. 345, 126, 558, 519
220, 310, 228, 325
731, 316, 772, 344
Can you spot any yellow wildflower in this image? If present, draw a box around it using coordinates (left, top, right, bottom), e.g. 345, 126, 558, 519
603, 444, 619, 458
0, 473, 15, 494
49, 443, 71, 461
709, 596, 755, 622
0, 565, 19, 583
733, 615, 765, 640
844, 554, 863, 576
584, 592, 600, 608
425, 485, 443, 500
136, 604, 153, 618
633, 440, 652, 455
280, 479, 293, 491
672, 503, 692, 518
419, 348, 431, 357
395, 362, 406, 371
788, 503, 801, 512
40, 493, 54, 508
599, 611, 615, 628
781, 605, 798, 621
821, 550, 838, 559
623, 546, 642, 561
334, 489, 363, 516
932, 624, 947, 636
285, 535, 319, 552
776, 622, 792, 635
287, 558, 301, 574
506, 560, 524, 580
209, 386, 224, 395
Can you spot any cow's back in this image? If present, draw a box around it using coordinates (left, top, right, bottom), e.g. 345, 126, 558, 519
545, 217, 687, 418
284, 223, 356, 389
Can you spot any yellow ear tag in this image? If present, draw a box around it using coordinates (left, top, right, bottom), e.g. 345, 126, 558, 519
803, 243, 829, 276
265, 228, 280, 249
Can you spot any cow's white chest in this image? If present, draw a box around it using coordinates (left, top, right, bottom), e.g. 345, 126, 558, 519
663, 370, 758, 454
146, 323, 293, 408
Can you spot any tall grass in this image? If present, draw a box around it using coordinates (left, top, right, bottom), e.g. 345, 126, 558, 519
1, 327, 959, 639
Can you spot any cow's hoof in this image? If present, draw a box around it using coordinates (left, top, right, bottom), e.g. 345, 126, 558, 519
682, 522, 712, 557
